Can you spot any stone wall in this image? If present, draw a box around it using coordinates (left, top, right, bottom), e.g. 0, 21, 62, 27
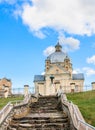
0, 78, 12, 97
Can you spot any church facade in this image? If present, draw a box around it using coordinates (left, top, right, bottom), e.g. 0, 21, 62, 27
34, 43, 84, 96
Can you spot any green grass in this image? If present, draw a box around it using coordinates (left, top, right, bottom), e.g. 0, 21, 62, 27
0, 96, 24, 110
67, 90, 95, 126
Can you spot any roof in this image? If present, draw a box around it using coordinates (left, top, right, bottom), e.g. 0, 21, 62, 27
34, 75, 45, 82
72, 73, 84, 80
47, 52, 69, 63
46, 42, 71, 63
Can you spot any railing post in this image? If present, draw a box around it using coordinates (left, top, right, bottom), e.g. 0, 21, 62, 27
24, 85, 29, 97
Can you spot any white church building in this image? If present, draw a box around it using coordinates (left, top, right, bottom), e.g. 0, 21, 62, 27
34, 42, 84, 96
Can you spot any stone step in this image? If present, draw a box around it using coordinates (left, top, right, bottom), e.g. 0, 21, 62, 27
18, 118, 68, 124
26, 112, 67, 118
7, 96, 70, 130
18, 122, 69, 128
30, 109, 60, 113
9, 122, 69, 130
30, 101, 58, 107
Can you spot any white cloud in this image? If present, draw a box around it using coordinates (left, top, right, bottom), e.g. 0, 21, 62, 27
33, 30, 46, 39
58, 33, 80, 52
73, 69, 81, 74
73, 67, 95, 77
43, 34, 80, 56
13, 0, 95, 37
83, 67, 95, 76
87, 55, 95, 65
43, 46, 55, 56
41, 72, 45, 75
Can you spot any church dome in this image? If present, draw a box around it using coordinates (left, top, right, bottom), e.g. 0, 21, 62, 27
47, 42, 70, 63
47, 51, 67, 63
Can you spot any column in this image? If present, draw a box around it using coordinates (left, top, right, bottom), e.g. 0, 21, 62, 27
91, 82, 95, 90
24, 85, 29, 96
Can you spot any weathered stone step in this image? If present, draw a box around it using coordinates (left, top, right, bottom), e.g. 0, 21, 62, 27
12, 117, 68, 124
18, 122, 69, 128
30, 102, 58, 107
19, 118, 68, 123
30, 105, 57, 109
30, 109, 61, 113
30, 108, 58, 112
30, 103, 57, 107
26, 112, 67, 118
17, 128, 65, 130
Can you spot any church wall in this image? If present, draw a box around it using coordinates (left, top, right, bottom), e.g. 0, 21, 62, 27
34, 82, 38, 95
45, 76, 53, 95
38, 84, 45, 95
34, 78, 84, 95
72, 80, 84, 92
34, 82, 46, 96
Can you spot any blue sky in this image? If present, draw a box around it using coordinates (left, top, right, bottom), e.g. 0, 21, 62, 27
0, 0, 95, 89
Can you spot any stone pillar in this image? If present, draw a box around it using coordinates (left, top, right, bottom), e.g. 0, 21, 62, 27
91, 82, 95, 90
24, 85, 29, 96
70, 83, 75, 93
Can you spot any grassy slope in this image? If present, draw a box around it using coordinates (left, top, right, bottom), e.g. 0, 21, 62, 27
0, 96, 24, 110
67, 90, 95, 126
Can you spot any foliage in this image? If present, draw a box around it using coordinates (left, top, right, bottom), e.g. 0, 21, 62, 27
67, 90, 95, 126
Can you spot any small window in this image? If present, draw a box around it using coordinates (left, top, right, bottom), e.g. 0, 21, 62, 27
47, 67, 49, 70
66, 60, 68, 64
66, 66, 68, 70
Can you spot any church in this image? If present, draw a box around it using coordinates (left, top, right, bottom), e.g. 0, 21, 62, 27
34, 42, 84, 95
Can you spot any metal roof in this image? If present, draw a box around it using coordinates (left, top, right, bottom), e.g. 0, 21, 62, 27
34, 75, 45, 82
47, 52, 71, 63
72, 73, 84, 80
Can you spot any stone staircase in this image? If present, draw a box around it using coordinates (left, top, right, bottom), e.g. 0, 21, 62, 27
7, 96, 70, 130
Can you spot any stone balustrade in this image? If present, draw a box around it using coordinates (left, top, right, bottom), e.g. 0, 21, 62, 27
0, 94, 32, 128
0, 102, 13, 125
60, 92, 95, 130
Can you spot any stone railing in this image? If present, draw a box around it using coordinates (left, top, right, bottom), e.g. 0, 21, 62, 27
0, 94, 31, 126
0, 102, 13, 125
60, 93, 95, 130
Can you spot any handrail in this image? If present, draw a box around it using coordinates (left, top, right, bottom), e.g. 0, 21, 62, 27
60, 92, 95, 130
78, 119, 95, 130
0, 102, 13, 125
0, 94, 31, 125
